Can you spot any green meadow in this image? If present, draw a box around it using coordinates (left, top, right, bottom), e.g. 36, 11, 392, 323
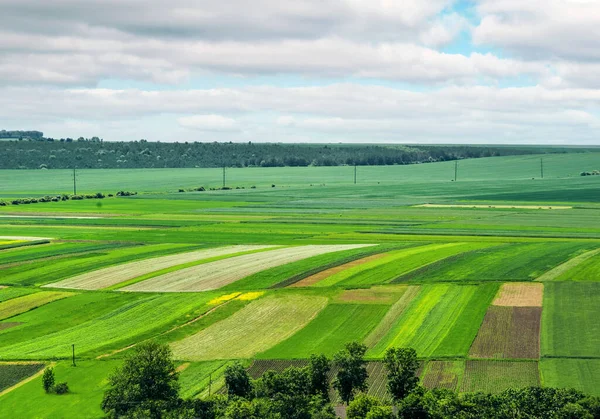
1, 152, 600, 416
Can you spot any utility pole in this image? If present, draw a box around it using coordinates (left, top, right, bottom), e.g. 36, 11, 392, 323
73, 168, 77, 195
454, 161, 458, 182
540, 158, 544, 179
222, 166, 226, 188
354, 164, 357, 185
72, 344, 76, 367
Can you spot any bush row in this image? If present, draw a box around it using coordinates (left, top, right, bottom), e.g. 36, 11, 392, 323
0, 191, 137, 206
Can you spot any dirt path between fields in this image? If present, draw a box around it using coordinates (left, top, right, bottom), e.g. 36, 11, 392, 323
416, 204, 572, 210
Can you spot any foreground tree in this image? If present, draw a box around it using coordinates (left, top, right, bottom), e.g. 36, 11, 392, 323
308, 354, 331, 400
383, 347, 420, 402
224, 362, 253, 399
333, 342, 369, 405
101, 341, 180, 418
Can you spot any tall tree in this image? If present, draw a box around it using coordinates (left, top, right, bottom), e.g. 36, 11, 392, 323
333, 342, 368, 405
224, 362, 253, 399
101, 341, 180, 418
308, 354, 331, 400
383, 347, 419, 402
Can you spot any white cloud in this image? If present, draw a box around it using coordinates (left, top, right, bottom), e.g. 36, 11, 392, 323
178, 115, 238, 131
1, 84, 598, 144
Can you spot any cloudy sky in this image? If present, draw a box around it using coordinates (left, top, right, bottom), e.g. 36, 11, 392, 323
1, 0, 600, 144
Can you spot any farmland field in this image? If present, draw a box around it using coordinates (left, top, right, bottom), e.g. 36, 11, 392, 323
0, 152, 600, 414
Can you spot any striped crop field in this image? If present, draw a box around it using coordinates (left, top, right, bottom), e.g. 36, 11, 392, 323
538, 247, 600, 281
0, 287, 36, 303
258, 303, 389, 358
123, 244, 373, 292
469, 306, 542, 359
410, 242, 595, 282
0, 243, 202, 286
45, 244, 274, 290
0, 293, 219, 359
171, 295, 328, 360
460, 360, 540, 393
0, 291, 74, 321
312, 243, 486, 287
368, 284, 498, 358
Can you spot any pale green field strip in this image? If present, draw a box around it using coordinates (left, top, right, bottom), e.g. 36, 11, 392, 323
0, 291, 74, 321
258, 303, 389, 358
312, 243, 467, 287
0, 287, 36, 303
0, 293, 218, 359
541, 282, 600, 358
540, 359, 600, 396
368, 284, 498, 358
364, 286, 420, 347
123, 244, 374, 292
538, 247, 600, 281
536, 247, 600, 281
45, 245, 274, 290
171, 295, 328, 360
0, 242, 203, 287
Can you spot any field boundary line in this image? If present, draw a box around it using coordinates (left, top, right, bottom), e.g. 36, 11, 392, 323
0, 361, 54, 398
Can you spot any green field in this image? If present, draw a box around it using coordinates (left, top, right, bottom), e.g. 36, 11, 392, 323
0, 153, 599, 415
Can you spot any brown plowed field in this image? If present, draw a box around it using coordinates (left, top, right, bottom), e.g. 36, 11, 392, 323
291, 253, 387, 287
493, 283, 543, 307
469, 306, 542, 359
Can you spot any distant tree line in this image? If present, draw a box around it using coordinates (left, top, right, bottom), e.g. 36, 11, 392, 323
101, 341, 600, 419
0, 130, 44, 140
0, 136, 580, 170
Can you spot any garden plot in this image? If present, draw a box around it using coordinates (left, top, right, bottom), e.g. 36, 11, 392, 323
45, 245, 273, 290
460, 360, 540, 393
123, 244, 373, 292
421, 361, 464, 391
171, 295, 328, 360
0, 363, 45, 394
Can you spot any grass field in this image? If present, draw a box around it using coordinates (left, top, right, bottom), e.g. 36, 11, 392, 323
541, 282, 600, 358
1, 153, 600, 413
540, 359, 600, 396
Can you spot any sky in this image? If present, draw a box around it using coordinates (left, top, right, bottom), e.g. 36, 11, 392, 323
1, 0, 600, 144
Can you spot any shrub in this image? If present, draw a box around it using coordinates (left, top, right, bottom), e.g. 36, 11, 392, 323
178, 189, 185, 193
53, 382, 69, 394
